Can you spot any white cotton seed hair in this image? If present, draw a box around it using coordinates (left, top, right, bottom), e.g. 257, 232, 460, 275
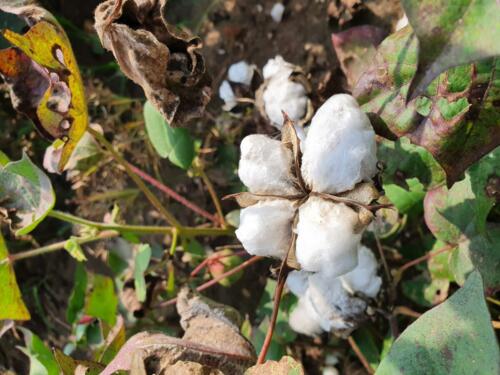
270, 3, 285, 23
218, 80, 237, 110
228, 61, 254, 86
301, 94, 378, 194
235, 199, 295, 259
340, 245, 382, 298
289, 296, 324, 336
287, 270, 309, 297
295, 197, 361, 277
262, 56, 308, 129
238, 134, 298, 195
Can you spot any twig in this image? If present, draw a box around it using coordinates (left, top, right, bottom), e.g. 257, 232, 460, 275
374, 235, 391, 285
190, 250, 247, 278
127, 162, 222, 226
257, 264, 290, 364
155, 256, 264, 308
394, 306, 422, 319
396, 244, 454, 278
198, 167, 226, 227
7, 231, 118, 263
347, 336, 375, 374
493, 321, 500, 330
88, 127, 181, 228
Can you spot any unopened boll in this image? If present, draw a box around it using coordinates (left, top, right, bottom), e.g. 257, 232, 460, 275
228, 61, 254, 86
238, 134, 298, 195
301, 94, 377, 194
289, 296, 323, 336
235, 199, 295, 259
295, 197, 361, 277
340, 245, 382, 298
262, 56, 308, 129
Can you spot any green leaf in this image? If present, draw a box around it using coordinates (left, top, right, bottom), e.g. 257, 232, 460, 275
63, 238, 87, 262
143, 100, 195, 169
402, 0, 500, 99
18, 328, 59, 375
0, 231, 30, 320
66, 262, 87, 324
352, 328, 381, 370
384, 178, 425, 215
354, 25, 500, 184
208, 249, 244, 287
450, 226, 500, 290
0, 152, 55, 235
133, 244, 151, 303
53, 348, 104, 375
376, 271, 500, 375
427, 240, 455, 282
402, 276, 449, 307
85, 274, 118, 326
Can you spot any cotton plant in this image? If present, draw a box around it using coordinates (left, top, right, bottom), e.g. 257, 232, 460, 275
230, 93, 385, 336
219, 60, 255, 111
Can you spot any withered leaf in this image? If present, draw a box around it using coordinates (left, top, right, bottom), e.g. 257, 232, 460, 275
94, 0, 212, 126
101, 289, 256, 375
245, 356, 305, 375
0, 3, 88, 171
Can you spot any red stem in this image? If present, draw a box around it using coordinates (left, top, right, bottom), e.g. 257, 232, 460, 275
127, 163, 222, 225
190, 250, 247, 278
155, 256, 264, 308
398, 244, 454, 274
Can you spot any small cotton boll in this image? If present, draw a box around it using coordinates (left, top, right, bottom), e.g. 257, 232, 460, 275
228, 61, 254, 86
270, 3, 285, 23
295, 197, 361, 277
218, 80, 237, 110
263, 55, 294, 80
287, 270, 309, 297
301, 94, 378, 194
340, 245, 382, 298
238, 134, 298, 195
235, 199, 295, 258
289, 296, 324, 336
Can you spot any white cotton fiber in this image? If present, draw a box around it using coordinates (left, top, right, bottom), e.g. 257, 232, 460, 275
270, 3, 285, 23
218, 80, 237, 110
295, 197, 361, 277
228, 61, 254, 86
396, 14, 409, 31
340, 245, 382, 298
238, 134, 298, 195
262, 56, 308, 129
287, 270, 309, 297
235, 199, 295, 259
301, 94, 377, 194
288, 296, 324, 336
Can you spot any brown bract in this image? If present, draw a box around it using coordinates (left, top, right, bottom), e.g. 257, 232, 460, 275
94, 0, 212, 126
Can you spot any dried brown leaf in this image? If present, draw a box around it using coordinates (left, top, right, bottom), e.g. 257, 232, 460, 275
94, 0, 211, 126
245, 356, 305, 375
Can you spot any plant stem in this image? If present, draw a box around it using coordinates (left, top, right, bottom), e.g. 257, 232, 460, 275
155, 256, 263, 308
395, 244, 455, 281
88, 127, 181, 228
8, 230, 118, 263
48, 210, 234, 237
127, 162, 221, 225
198, 166, 226, 227
257, 265, 290, 364
347, 336, 375, 374
169, 228, 179, 256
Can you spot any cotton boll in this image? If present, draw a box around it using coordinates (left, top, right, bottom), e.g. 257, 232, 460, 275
287, 270, 309, 297
238, 134, 298, 195
289, 296, 324, 336
261, 56, 308, 129
270, 3, 285, 23
235, 199, 295, 259
301, 94, 378, 194
341, 245, 382, 298
295, 197, 361, 277
228, 61, 254, 86
218, 80, 237, 110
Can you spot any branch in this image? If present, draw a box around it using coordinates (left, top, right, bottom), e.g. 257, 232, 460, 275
347, 336, 375, 374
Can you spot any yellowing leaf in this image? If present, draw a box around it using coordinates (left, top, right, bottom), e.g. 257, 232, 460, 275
0, 232, 30, 320
0, 5, 88, 171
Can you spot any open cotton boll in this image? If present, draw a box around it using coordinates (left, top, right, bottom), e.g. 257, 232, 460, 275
301, 94, 377, 194
238, 134, 298, 195
270, 3, 285, 23
340, 245, 382, 298
219, 80, 237, 110
261, 56, 308, 129
235, 199, 295, 258
228, 61, 254, 86
289, 297, 324, 336
287, 270, 310, 297
295, 197, 361, 277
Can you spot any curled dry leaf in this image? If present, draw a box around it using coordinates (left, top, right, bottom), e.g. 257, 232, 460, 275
94, 0, 212, 126
0, 2, 88, 171
245, 355, 305, 375
101, 289, 256, 375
